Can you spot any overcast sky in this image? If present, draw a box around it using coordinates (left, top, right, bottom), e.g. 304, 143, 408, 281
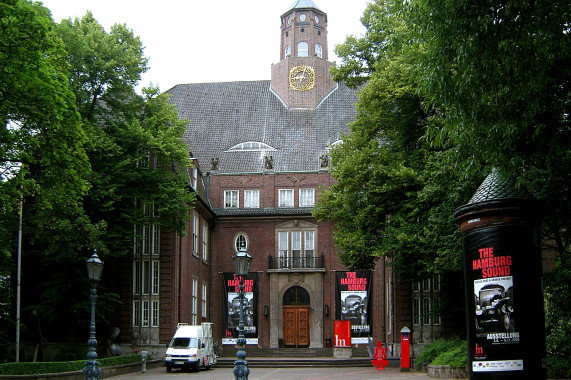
39, 0, 370, 92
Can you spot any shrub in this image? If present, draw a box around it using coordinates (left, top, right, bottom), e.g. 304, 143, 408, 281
416, 338, 466, 369
0, 354, 143, 375
432, 342, 467, 368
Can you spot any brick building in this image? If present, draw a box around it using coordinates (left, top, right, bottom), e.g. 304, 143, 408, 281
123, 0, 448, 354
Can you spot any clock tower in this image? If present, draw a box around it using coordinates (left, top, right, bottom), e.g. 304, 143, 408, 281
271, 0, 337, 108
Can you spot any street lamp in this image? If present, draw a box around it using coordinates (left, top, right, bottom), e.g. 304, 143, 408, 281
83, 250, 104, 380
232, 247, 252, 380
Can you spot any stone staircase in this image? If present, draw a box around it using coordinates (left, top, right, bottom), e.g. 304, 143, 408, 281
215, 347, 399, 368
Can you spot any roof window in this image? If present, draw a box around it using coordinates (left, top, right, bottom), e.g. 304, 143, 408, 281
228, 142, 276, 151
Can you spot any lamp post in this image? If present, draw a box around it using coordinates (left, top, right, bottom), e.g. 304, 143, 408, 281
83, 250, 104, 380
232, 247, 252, 380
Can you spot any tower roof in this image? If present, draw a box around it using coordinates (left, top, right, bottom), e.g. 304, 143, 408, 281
287, 0, 322, 12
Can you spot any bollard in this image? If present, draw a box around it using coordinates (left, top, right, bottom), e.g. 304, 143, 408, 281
141, 350, 148, 374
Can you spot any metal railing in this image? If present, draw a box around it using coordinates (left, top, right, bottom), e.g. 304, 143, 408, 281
268, 253, 325, 269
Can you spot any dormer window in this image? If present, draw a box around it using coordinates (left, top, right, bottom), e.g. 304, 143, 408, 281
228, 141, 276, 151
298, 42, 308, 57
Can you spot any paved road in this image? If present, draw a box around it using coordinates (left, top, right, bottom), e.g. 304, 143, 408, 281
109, 365, 435, 380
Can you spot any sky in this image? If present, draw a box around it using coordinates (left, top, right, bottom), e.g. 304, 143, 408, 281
39, 0, 371, 92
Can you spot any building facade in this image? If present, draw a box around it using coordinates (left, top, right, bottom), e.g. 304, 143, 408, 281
119, 0, 448, 353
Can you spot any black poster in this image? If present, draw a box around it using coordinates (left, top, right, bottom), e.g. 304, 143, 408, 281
222, 272, 258, 345
463, 224, 545, 378
335, 271, 372, 344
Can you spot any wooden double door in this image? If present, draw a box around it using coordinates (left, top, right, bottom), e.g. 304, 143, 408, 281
283, 306, 310, 347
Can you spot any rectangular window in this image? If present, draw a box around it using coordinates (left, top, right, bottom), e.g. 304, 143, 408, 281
299, 188, 315, 207
133, 300, 141, 327
279, 189, 294, 207
413, 298, 420, 325
413, 281, 420, 292
433, 297, 441, 325
224, 190, 239, 208
142, 300, 150, 327
133, 261, 141, 294
278, 231, 288, 267
292, 231, 301, 267
143, 260, 151, 295
152, 261, 160, 295
152, 301, 159, 327
433, 274, 440, 291
423, 278, 431, 291
202, 283, 208, 319
244, 189, 260, 208
277, 230, 317, 268
202, 224, 208, 262
192, 214, 199, 256
192, 277, 198, 325
153, 224, 160, 254
305, 231, 314, 267
422, 298, 431, 324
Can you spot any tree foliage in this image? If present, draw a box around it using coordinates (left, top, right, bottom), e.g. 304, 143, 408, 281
0, 4, 195, 343
319, 0, 570, 370
0, 0, 90, 210
315, 0, 482, 278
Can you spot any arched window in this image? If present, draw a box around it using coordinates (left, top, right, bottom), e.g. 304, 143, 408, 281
315, 43, 322, 58
283, 286, 310, 306
285, 45, 291, 57
228, 141, 275, 151
234, 233, 248, 253
297, 42, 308, 57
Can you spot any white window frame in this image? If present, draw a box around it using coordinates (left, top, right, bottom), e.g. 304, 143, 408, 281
192, 213, 199, 256
192, 277, 198, 325
299, 188, 315, 207
285, 44, 291, 57
315, 43, 322, 58
234, 233, 248, 252
277, 230, 315, 268
297, 41, 308, 57
279, 189, 294, 207
224, 190, 239, 208
152, 300, 159, 327
202, 283, 208, 319
244, 189, 260, 208
202, 223, 208, 262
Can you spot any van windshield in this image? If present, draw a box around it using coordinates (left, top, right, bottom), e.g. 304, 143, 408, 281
169, 337, 198, 348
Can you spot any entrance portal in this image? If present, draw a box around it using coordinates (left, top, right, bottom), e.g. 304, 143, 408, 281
282, 286, 310, 347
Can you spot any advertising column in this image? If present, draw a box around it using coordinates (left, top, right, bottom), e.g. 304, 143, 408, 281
455, 171, 546, 379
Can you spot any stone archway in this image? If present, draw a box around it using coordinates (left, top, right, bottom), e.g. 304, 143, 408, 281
282, 286, 310, 347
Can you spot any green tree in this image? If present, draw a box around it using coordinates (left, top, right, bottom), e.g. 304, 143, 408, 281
14, 11, 195, 338
0, 0, 89, 209
315, 0, 482, 278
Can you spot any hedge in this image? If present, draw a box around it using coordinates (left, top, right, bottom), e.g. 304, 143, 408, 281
0, 354, 145, 376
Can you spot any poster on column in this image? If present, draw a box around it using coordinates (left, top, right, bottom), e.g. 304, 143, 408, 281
222, 272, 258, 345
464, 225, 526, 374
335, 271, 372, 344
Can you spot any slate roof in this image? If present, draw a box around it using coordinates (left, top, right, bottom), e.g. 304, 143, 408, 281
467, 168, 533, 205
167, 80, 358, 175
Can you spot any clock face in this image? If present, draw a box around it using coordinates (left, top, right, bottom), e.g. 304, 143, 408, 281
289, 65, 316, 91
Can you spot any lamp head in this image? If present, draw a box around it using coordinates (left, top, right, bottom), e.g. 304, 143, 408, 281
86, 250, 104, 281
232, 247, 252, 276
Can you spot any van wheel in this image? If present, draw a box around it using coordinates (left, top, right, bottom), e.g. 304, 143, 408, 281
166, 365, 172, 373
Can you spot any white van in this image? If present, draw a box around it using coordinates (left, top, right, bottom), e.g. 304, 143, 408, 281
164, 322, 217, 372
